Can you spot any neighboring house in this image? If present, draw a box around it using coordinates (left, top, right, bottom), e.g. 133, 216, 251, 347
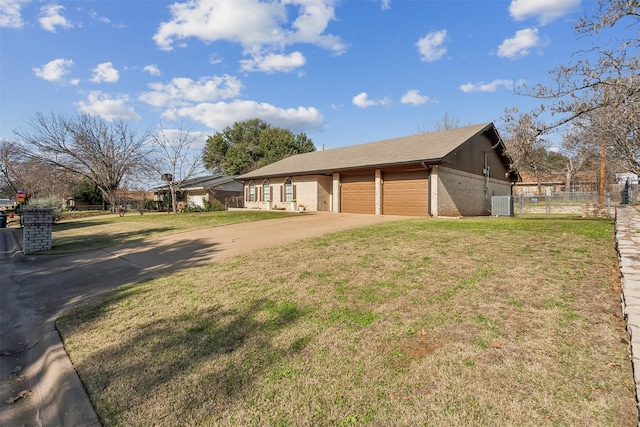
154, 175, 244, 209
238, 123, 518, 217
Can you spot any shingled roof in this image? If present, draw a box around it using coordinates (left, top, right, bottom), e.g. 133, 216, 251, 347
239, 122, 504, 180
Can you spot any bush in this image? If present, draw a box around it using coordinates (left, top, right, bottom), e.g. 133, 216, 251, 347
204, 199, 225, 212
145, 199, 159, 211
25, 196, 66, 222
182, 200, 225, 213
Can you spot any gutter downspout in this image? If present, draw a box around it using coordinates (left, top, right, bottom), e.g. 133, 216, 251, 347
421, 161, 433, 217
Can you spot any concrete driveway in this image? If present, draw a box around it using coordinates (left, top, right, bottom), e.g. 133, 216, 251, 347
0, 212, 408, 426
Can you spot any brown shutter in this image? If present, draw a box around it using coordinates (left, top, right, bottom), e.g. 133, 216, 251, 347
280, 186, 283, 202
245, 187, 248, 202
293, 185, 297, 200
270, 186, 273, 201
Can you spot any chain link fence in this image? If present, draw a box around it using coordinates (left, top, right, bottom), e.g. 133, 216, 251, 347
491, 181, 640, 218
509, 192, 612, 218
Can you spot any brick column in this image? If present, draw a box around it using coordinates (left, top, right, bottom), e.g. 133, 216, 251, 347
375, 169, 382, 215
21, 208, 54, 254
332, 173, 340, 213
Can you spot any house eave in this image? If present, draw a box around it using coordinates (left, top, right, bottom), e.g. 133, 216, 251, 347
238, 159, 442, 181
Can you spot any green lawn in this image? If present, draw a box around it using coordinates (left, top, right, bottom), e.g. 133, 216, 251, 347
57, 217, 636, 426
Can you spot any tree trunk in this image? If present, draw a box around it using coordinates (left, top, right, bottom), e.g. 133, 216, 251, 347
170, 186, 178, 214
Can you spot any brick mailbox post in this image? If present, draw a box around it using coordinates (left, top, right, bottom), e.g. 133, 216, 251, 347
21, 208, 54, 254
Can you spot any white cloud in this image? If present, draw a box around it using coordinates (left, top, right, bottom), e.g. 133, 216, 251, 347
352, 92, 375, 108
153, 0, 345, 73
416, 29, 447, 62
400, 89, 429, 106
90, 62, 120, 83
139, 75, 243, 108
380, 0, 390, 11
39, 4, 73, 32
76, 91, 141, 121
164, 100, 323, 132
0, 0, 29, 28
33, 58, 74, 82
497, 28, 547, 59
240, 51, 306, 73
459, 79, 515, 93
352, 92, 390, 108
143, 64, 161, 76
509, 0, 580, 25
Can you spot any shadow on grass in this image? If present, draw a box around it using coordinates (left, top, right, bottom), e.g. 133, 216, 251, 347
50, 226, 178, 254
58, 297, 310, 424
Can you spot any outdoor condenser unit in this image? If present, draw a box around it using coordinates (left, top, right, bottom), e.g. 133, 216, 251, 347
491, 196, 514, 217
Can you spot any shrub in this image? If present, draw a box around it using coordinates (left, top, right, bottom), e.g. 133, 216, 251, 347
25, 196, 66, 222
183, 200, 225, 213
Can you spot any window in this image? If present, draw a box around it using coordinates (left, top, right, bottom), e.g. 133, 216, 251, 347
263, 180, 270, 202
249, 181, 256, 202
284, 178, 293, 201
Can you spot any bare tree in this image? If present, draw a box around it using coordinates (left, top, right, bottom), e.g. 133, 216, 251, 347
14, 112, 150, 211
556, 130, 592, 192
417, 113, 470, 133
510, 1, 639, 202
500, 108, 549, 193
147, 123, 206, 214
0, 139, 76, 201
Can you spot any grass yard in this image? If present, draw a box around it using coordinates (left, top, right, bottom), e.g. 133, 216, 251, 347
57, 217, 636, 426
14, 210, 296, 254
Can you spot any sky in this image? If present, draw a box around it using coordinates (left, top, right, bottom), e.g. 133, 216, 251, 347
0, 0, 623, 152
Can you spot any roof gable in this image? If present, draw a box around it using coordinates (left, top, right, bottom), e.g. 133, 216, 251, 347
239, 123, 500, 179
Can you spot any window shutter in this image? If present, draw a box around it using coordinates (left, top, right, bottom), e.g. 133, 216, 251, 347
280, 186, 283, 202
245, 187, 248, 202
270, 186, 273, 201
293, 185, 297, 200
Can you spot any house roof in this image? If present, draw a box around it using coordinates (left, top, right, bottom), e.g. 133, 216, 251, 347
239, 122, 506, 180
153, 175, 240, 191
180, 175, 240, 190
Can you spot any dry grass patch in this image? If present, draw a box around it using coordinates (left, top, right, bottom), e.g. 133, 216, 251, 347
39, 211, 296, 253
57, 217, 636, 426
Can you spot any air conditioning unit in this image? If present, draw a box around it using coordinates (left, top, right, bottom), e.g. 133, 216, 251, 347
492, 196, 514, 217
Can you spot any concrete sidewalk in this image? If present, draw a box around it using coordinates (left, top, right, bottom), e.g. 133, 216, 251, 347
0, 212, 407, 426
615, 206, 640, 422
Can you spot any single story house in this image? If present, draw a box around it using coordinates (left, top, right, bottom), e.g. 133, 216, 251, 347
153, 175, 244, 210
238, 123, 518, 217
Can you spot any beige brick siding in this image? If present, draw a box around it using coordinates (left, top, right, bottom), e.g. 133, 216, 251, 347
245, 175, 333, 212
332, 173, 340, 213
316, 175, 332, 212
433, 166, 512, 216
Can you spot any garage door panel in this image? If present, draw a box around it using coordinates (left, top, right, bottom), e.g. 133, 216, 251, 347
341, 175, 374, 214
383, 171, 428, 216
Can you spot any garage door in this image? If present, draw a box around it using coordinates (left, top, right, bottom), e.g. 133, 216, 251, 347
188, 194, 206, 208
383, 171, 429, 216
341, 174, 375, 214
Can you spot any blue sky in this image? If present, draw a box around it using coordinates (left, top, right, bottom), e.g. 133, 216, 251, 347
0, 0, 616, 151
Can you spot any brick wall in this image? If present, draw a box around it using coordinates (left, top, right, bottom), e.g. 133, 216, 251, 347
21, 208, 54, 254
244, 175, 332, 212
434, 166, 512, 216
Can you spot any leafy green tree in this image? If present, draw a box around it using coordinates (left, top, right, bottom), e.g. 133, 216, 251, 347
72, 178, 104, 205
202, 119, 315, 175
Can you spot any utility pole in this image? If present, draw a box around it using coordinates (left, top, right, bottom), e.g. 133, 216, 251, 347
598, 141, 606, 205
